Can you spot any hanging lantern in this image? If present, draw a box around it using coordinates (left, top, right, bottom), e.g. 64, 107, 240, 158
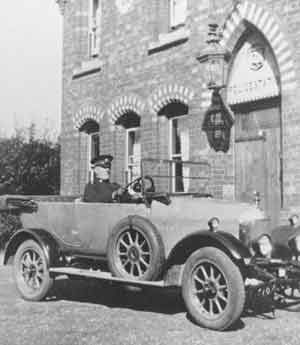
197, 23, 230, 90
202, 89, 234, 153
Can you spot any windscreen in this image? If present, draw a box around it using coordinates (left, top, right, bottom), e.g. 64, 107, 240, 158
141, 158, 211, 195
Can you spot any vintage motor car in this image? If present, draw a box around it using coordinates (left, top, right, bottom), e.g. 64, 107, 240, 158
1, 161, 300, 331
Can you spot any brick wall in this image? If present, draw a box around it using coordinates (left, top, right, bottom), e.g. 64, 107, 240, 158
59, 0, 300, 221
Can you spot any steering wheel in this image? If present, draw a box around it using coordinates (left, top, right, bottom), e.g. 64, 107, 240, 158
124, 175, 155, 195
113, 176, 155, 205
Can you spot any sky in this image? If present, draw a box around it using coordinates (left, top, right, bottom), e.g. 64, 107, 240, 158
0, 1, 63, 139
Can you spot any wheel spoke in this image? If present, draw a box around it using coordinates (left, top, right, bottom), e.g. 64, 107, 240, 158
126, 232, 134, 245
23, 253, 32, 266
208, 299, 214, 315
200, 265, 209, 280
34, 277, 41, 288
32, 251, 37, 263
130, 262, 134, 275
36, 272, 44, 280
218, 292, 228, 303
139, 240, 146, 248
194, 288, 204, 295
118, 251, 128, 257
218, 284, 227, 291
140, 257, 149, 268
122, 259, 130, 268
120, 238, 129, 249
134, 232, 140, 245
135, 263, 143, 277
214, 299, 223, 314
194, 275, 205, 285
215, 273, 221, 283
209, 265, 215, 280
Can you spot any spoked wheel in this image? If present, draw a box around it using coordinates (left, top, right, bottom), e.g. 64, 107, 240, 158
14, 240, 53, 301
117, 228, 151, 277
107, 216, 165, 281
182, 247, 245, 331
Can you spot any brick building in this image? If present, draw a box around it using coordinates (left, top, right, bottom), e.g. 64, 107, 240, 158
56, 0, 300, 225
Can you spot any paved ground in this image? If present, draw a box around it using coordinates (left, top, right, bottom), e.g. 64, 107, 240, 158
0, 265, 300, 345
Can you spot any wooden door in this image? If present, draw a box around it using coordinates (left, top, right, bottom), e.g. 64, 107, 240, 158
235, 103, 281, 226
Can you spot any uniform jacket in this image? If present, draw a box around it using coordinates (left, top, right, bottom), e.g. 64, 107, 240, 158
83, 179, 120, 203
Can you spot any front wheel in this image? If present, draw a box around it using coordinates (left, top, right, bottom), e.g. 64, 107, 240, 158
182, 247, 245, 331
13, 240, 53, 301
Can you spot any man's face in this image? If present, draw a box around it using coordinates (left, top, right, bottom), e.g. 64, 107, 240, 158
94, 165, 111, 181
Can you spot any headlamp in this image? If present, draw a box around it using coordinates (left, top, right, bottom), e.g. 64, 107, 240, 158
208, 217, 220, 232
288, 234, 300, 253
254, 235, 273, 258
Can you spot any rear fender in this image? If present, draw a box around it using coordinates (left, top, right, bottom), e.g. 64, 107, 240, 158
164, 230, 251, 286
4, 228, 61, 268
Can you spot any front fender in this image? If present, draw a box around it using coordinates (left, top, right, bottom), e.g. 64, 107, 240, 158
4, 228, 61, 268
167, 230, 251, 267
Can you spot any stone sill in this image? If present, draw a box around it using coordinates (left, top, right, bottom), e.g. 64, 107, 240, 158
148, 27, 190, 54
72, 58, 102, 79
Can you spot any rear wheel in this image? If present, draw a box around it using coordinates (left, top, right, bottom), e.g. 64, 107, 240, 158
182, 247, 245, 331
13, 240, 53, 301
107, 216, 165, 281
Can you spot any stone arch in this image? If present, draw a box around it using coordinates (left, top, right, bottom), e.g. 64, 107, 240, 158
73, 104, 104, 131
149, 83, 194, 114
201, 1, 296, 108
221, 0, 296, 92
107, 94, 145, 124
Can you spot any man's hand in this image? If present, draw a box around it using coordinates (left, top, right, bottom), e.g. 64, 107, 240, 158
112, 187, 126, 200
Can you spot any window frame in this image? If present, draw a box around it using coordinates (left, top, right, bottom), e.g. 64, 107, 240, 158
88, 0, 101, 57
125, 127, 141, 184
88, 131, 100, 183
169, 115, 188, 193
169, 0, 187, 31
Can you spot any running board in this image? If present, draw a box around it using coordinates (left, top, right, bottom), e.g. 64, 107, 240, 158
50, 267, 165, 288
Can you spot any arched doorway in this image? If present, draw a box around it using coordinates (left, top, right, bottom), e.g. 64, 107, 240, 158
227, 29, 282, 226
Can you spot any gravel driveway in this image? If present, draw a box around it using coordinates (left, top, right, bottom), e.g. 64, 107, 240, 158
0, 265, 300, 345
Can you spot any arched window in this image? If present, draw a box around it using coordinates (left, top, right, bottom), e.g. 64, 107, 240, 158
159, 103, 189, 193
79, 120, 100, 182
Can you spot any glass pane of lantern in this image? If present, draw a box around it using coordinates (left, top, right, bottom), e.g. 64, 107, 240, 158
209, 58, 223, 87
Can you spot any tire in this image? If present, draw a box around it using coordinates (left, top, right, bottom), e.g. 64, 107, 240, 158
107, 216, 165, 281
181, 247, 245, 331
13, 240, 53, 301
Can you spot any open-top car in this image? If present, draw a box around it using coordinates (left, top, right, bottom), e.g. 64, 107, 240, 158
1, 159, 300, 331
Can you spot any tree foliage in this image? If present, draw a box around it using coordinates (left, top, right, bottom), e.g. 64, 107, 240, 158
0, 123, 60, 195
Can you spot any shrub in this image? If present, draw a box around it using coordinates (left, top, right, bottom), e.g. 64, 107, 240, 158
0, 123, 60, 195
0, 213, 21, 250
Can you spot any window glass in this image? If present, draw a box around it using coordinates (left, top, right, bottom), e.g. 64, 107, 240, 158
89, 132, 100, 182
90, 132, 100, 161
170, 116, 189, 192
169, 0, 187, 29
126, 128, 141, 183
89, 0, 101, 57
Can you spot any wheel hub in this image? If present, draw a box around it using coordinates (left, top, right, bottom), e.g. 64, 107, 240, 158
203, 281, 217, 299
28, 264, 37, 278
128, 246, 140, 262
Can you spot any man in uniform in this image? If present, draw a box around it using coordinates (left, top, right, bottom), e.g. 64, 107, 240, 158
83, 154, 125, 203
